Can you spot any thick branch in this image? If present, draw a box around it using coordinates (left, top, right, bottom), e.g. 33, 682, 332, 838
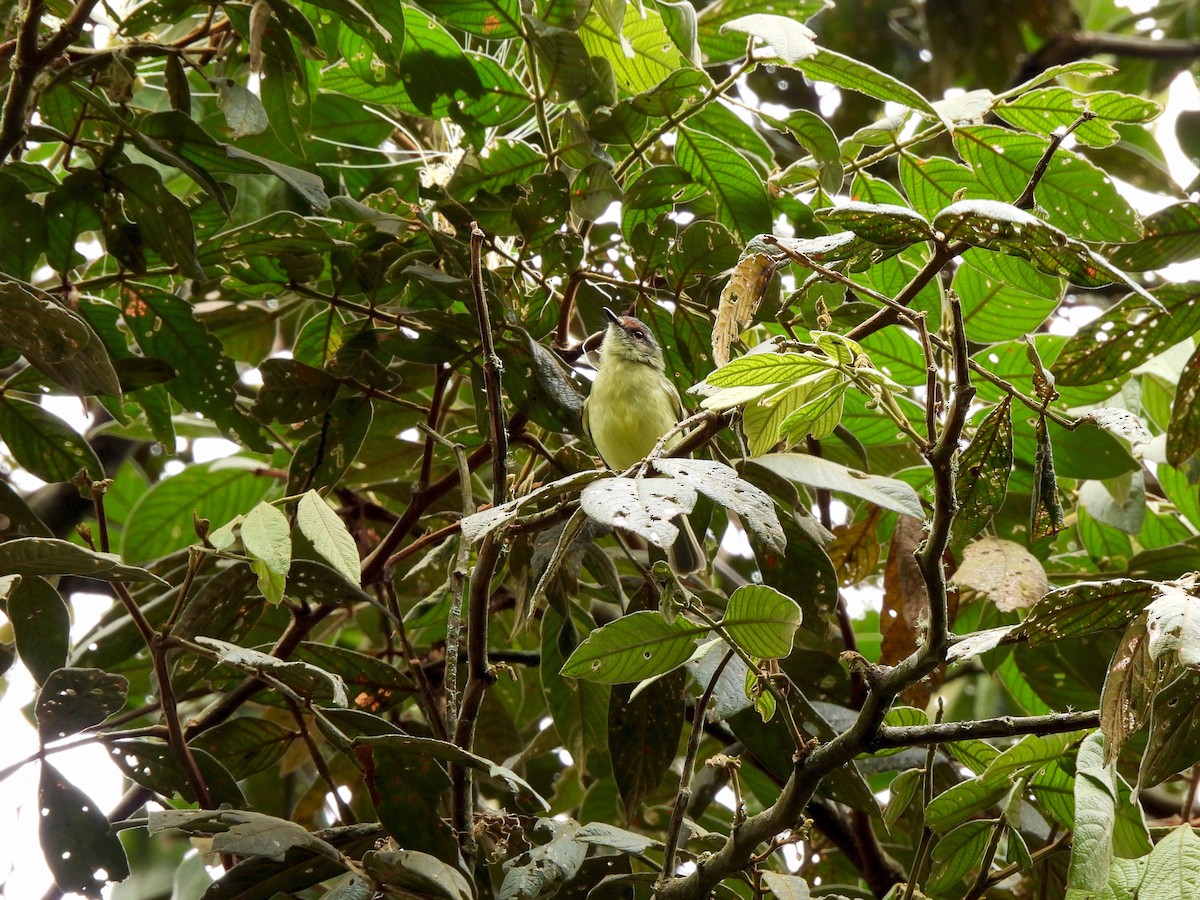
872, 709, 1099, 750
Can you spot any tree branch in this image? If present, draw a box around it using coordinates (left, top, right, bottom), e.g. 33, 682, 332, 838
872, 709, 1100, 750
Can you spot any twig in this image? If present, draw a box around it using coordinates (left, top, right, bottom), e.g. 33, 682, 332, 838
381, 581, 448, 743
283, 696, 356, 825
1182, 764, 1200, 822
418, 422, 474, 735
470, 224, 508, 508
661, 649, 735, 884
984, 829, 1071, 888
964, 817, 1007, 900
1013, 112, 1097, 210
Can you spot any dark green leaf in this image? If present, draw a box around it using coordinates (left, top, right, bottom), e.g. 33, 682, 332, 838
0, 173, 46, 280
189, 717, 294, 780
6, 575, 69, 684
0, 280, 121, 397
561, 610, 704, 683
0, 537, 168, 584
252, 358, 341, 424
1053, 283, 1200, 387
286, 397, 374, 494
608, 668, 686, 810
951, 399, 1013, 548
1106, 202, 1200, 272
36, 667, 128, 740
1167, 343, 1200, 466
0, 396, 103, 483
1022, 579, 1156, 645
39, 762, 130, 897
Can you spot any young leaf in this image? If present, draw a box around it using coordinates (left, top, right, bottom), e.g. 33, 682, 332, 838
297, 491, 361, 585
241, 500, 291, 605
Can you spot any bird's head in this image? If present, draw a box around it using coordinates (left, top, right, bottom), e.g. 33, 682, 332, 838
601, 307, 664, 367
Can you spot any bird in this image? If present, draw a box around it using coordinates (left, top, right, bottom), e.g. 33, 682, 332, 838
582, 307, 704, 574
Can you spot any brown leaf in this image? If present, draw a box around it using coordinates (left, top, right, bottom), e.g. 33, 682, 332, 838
881, 517, 945, 707
951, 536, 1049, 612
826, 507, 881, 587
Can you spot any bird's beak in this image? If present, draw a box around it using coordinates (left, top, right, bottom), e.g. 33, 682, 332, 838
602, 307, 621, 326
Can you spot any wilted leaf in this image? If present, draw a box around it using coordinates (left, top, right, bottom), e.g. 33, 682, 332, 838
952, 536, 1048, 613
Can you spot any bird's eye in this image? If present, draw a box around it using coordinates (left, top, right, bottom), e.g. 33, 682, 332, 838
632, 330, 645, 340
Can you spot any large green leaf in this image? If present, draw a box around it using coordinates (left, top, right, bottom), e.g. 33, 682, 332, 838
6, 575, 70, 684
954, 249, 1063, 343
955, 125, 1141, 243
40, 763, 130, 895
122, 460, 273, 562
560, 610, 705, 683
674, 126, 772, 241
721, 584, 802, 658
579, 5, 687, 94
1106, 202, 1200, 271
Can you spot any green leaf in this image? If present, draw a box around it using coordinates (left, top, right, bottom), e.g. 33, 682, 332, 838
768, 108, 842, 193
899, 154, 979, 221
926, 819, 994, 894
1166, 345, 1200, 467
719, 13, 817, 62
793, 48, 936, 114
197, 636, 349, 706
151, 809, 340, 863
296, 491, 360, 585
448, 138, 545, 201
1106, 202, 1200, 272
0, 396, 103, 483
540, 608, 609, 776
107, 739, 245, 807
0, 280, 121, 397
752, 453, 925, 519
579, 5, 687, 94
36, 667, 128, 740
697, 0, 831, 64
1053, 283, 1200, 387
44, 171, 104, 272
570, 161, 621, 220
925, 777, 1008, 833
287, 397, 374, 494
954, 250, 1063, 344
1137, 825, 1200, 900
216, 78, 269, 137
951, 399, 1013, 548
6, 575, 70, 684
721, 584, 802, 658
121, 284, 268, 451
609, 668, 686, 810
109, 164, 204, 279
39, 762, 130, 896
675, 126, 772, 241
560, 610, 705, 683
241, 500, 291, 605
1138, 669, 1200, 789
815, 201, 934, 245
251, 358, 341, 424
418, 0, 521, 37
1023, 579, 1156, 646
0, 173, 46, 281
706, 352, 833, 388
363, 849, 474, 900
0, 537, 168, 585
122, 460, 272, 562
189, 717, 294, 780
954, 125, 1141, 243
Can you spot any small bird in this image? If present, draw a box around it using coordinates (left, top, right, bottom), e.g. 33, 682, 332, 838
582, 307, 704, 574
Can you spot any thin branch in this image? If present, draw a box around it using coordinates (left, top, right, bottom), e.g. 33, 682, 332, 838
902, 704, 942, 900
470, 223, 508, 508
1013, 112, 1096, 210
381, 581, 449, 743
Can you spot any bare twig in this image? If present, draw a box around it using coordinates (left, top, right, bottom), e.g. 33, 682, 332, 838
873, 709, 1099, 749
661, 649, 735, 883
1013, 112, 1097, 210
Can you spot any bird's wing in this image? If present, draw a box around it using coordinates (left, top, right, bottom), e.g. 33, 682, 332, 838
581, 394, 593, 444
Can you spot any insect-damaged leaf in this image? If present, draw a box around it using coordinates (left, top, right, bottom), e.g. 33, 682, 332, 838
951, 399, 1012, 548
560, 610, 704, 684
579, 476, 698, 549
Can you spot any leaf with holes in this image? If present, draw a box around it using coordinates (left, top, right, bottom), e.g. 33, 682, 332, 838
652, 458, 785, 553
1167, 343, 1200, 467
815, 201, 934, 246
0, 396, 104, 484
951, 400, 1012, 548
40, 763, 130, 896
0, 538, 168, 585
1022, 578, 1157, 646
1106, 202, 1200, 272
579, 476, 697, 549
560, 610, 705, 684
1053, 283, 1200, 386
6, 575, 70, 684
36, 667, 128, 740
721, 585, 802, 658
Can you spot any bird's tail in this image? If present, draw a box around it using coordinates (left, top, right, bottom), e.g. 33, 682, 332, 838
668, 515, 705, 575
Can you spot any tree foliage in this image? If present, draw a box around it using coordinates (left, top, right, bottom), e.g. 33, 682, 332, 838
2, 0, 1200, 898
